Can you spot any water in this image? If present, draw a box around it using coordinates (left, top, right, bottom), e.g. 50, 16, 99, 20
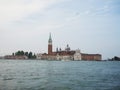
0, 60, 120, 90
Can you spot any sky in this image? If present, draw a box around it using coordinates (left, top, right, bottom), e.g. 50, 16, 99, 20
0, 0, 120, 59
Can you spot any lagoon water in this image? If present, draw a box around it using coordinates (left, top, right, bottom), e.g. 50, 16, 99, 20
0, 60, 120, 90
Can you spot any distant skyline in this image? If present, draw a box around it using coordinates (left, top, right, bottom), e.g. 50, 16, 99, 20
0, 0, 120, 59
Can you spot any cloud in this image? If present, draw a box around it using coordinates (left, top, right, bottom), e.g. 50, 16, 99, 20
0, 0, 64, 23
78, 0, 117, 16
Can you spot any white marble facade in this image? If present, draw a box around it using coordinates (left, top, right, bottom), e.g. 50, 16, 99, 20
74, 49, 81, 60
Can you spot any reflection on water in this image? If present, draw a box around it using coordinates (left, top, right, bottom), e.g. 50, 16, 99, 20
0, 60, 120, 90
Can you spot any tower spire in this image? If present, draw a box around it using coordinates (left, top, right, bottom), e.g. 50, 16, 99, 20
48, 32, 52, 44
49, 32, 51, 40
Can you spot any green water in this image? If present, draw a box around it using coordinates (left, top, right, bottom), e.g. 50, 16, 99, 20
0, 60, 120, 90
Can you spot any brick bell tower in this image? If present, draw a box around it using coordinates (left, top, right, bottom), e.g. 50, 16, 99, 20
48, 33, 52, 55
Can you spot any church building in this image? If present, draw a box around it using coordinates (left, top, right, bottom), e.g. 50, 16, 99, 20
40, 33, 102, 61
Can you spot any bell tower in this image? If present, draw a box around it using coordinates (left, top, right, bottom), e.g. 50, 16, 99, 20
48, 33, 52, 55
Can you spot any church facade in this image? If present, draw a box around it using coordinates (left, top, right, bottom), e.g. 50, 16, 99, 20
39, 33, 102, 61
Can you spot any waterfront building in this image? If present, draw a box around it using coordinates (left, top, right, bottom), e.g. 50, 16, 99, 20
39, 33, 102, 61
36, 53, 42, 60
4, 55, 28, 59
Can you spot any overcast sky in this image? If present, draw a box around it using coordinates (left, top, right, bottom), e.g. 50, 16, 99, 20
0, 0, 120, 59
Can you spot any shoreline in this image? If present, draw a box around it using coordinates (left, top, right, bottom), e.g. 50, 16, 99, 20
0, 59, 120, 61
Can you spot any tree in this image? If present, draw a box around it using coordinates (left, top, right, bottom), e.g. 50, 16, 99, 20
28, 52, 33, 59
21, 51, 24, 56
13, 51, 36, 59
33, 53, 36, 59
25, 52, 28, 57
15, 51, 21, 56
12, 53, 14, 56
15, 51, 24, 56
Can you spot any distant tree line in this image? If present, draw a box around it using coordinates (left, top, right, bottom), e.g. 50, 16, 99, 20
12, 51, 36, 59
109, 56, 120, 61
